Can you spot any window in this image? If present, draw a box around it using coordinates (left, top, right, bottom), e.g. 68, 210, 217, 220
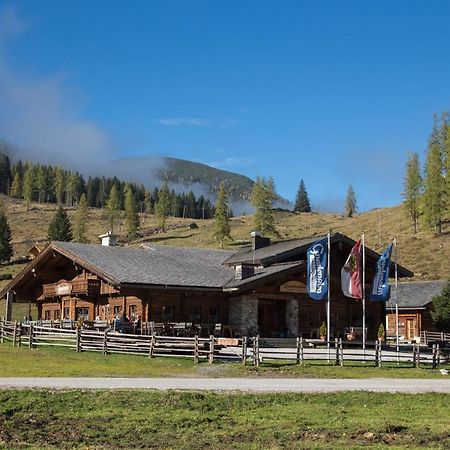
129, 304, 137, 319
75, 307, 89, 321
113, 305, 121, 316
190, 307, 201, 322
208, 307, 219, 323
63, 307, 70, 320
54, 309, 61, 320
44, 310, 51, 320
162, 305, 174, 321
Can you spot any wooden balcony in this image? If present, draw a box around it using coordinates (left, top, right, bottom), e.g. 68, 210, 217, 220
42, 279, 101, 299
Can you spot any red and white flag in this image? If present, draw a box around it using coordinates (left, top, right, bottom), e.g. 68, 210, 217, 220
341, 240, 362, 299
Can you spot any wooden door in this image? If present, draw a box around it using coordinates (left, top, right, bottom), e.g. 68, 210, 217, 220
258, 300, 286, 337
405, 318, 415, 341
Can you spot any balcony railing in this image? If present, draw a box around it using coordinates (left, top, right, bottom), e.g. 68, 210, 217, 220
42, 279, 101, 298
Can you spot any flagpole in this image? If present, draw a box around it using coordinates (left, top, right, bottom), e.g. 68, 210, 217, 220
327, 232, 331, 361
394, 238, 399, 361
362, 232, 366, 361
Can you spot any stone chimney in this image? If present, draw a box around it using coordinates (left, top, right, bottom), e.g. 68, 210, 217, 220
98, 231, 117, 247
250, 231, 270, 252
234, 263, 255, 280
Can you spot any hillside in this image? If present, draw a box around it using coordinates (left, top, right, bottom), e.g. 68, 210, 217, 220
1, 195, 449, 282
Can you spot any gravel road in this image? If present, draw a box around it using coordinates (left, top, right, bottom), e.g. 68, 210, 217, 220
0, 377, 449, 392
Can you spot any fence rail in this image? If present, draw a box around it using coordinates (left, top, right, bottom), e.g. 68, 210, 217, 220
0, 320, 448, 368
421, 330, 450, 345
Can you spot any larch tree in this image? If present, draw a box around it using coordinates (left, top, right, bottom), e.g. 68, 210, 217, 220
105, 184, 121, 231
54, 167, 65, 205
213, 181, 232, 247
47, 206, 73, 242
251, 176, 277, 236
423, 121, 445, 234
9, 172, 22, 198
344, 184, 357, 218
23, 166, 35, 211
294, 179, 311, 213
155, 180, 171, 230
74, 193, 89, 243
402, 152, 422, 233
124, 185, 139, 240
0, 201, 13, 263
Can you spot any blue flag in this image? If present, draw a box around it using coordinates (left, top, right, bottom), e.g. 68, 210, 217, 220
307, 237, 328, 300
370, 243, 393, 302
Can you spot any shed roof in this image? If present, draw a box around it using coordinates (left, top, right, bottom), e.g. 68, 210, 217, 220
386, 280, 446, 309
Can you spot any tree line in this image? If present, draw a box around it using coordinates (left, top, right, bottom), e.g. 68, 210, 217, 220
403, 112, 450, 234
0, 152, 214, 220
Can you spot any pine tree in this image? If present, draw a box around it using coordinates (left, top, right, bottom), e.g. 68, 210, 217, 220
213, 181, 232, 246
0, 153, 12, 195
47, 206, 73, 242
294, 179, 311, 213
105, 184, 120, 231
155, 181, 171, 230
430, 280, 450, 332
402, 152, 422, 233
251, 176, 277, 235
423, 123, 445, 233
73, 193, 89, 243
23, 166, 35, 211
344, 185, 357, 217
124, 186, 139, 240
0, 202, 13, 263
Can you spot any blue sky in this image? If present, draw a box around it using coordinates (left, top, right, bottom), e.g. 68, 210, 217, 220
1, 1, 450, 211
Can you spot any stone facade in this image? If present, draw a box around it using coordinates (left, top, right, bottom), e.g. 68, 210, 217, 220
228, 295, 258, 337
285, 298, 299, 337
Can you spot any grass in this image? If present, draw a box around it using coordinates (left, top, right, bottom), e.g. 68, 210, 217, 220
0, 390, 449, 449
1, 195, 449, 281
1, 343, 449, 379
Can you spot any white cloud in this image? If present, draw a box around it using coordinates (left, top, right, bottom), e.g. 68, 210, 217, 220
208, 157, 254, 169
0, 5, 114, 171
154, 118, 211, 127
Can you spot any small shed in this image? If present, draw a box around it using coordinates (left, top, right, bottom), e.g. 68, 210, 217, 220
386, 280, 445, 342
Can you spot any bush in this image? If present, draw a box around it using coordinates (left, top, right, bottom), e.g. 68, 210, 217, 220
431, 280, 450, 332
0, 272, 13, 281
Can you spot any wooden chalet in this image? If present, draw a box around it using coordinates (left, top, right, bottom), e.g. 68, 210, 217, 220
385, 280, 445, 342
0, 232, 413, 339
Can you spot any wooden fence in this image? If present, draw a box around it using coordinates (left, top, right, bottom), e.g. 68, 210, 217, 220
421, 330, 450, 345
0, 320, 447, 368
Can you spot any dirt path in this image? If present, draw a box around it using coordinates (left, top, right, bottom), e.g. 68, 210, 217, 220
1, 377, 450, 392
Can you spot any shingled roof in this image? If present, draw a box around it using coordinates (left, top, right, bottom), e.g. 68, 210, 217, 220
53, 242, 237, 289
386, 280, 446, 309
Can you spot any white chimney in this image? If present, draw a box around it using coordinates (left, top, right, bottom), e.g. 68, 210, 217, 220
98, 231, 117, 247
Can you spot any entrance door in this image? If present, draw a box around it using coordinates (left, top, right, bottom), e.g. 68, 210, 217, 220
405, 318, 416, 341
258, 300, 286, 337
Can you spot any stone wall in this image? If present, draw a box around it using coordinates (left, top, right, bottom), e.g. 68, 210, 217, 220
285, 298, 299, 337
228, 296, 258, 337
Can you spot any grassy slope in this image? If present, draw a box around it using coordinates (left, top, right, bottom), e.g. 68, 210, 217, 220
0, 390, 449, 449
1, 194, 449, 281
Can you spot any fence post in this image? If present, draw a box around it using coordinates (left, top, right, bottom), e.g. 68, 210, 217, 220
208, 335, 214, 365
424, 330, 428, 345
339, 338, 343, 366
242, 336, 247, 366
253, 336, 260, 367
102, 330, 108, 355
296, 337, 300, 365
28, 324, 33, 349
149, 334, 155, 358
194, 335, 199, 364
0, 319, 4, 344
378, 340, 382, 367
300, 337, 304, 365
17, 323, 22, 347
437, 344, 441, 368
432, 344, 437, 369
12, 321, 17, 347
76, 327, 81, 352
334, 338, 339, 366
